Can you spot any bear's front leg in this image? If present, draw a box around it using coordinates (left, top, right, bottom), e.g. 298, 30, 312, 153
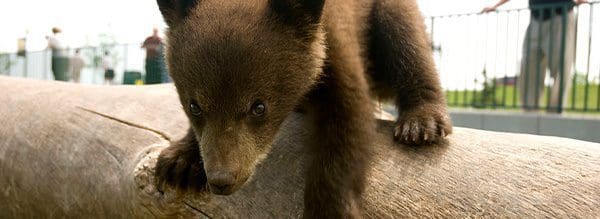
155, 128, 207, 192
366, 0, 452, 145
303, 63, 376, 217
389, 47, 453, 146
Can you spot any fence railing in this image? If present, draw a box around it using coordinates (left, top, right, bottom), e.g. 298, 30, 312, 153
1, 2, 599, 113
428, 1, 600, 113
0, 43, 166, 85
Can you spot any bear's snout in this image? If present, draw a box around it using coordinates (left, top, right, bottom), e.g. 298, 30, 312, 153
207, 171, 236, 195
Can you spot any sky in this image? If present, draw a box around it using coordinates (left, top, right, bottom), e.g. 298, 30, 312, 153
0, 0, 528, 52
0, 0, 597, 88
0, 0, 166, 52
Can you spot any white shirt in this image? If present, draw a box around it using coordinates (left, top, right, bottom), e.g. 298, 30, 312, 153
47, 35, 66, 57
70, 54, 86, 72
102, 56, 113, 70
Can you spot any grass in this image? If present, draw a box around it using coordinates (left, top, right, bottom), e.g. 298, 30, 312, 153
446, 83, 600, 113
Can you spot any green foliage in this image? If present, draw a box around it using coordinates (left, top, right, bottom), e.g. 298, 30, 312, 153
83, 33, 120, 68
447, 83, 600, 112
470, 68, 502, 108
0, 53, 14, 74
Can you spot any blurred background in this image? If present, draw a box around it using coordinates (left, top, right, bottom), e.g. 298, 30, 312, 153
0, 0, 599, 142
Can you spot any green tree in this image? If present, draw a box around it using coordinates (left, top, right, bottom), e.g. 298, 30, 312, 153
83, 33, 120, 68
0, 53, 14, 74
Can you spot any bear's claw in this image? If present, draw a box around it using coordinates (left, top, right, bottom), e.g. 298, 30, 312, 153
393, 104, 452, 145
155, 143, 207, 193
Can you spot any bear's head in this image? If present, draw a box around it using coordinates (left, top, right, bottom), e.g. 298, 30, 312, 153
157, 0, 326, 195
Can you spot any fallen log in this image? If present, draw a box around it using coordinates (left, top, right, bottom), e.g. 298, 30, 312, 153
0, 76, 598, 218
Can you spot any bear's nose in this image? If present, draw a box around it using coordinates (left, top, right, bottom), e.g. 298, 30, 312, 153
207, 171, 235, 195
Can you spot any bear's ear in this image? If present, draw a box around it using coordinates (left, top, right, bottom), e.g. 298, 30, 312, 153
268, 0, 325, 33
157, 0, 199, 26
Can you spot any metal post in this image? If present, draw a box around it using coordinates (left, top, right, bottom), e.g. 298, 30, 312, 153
8, 54, 13, 77
558, 4, 569, 113
523, 10, 533, 110
502, 11, 511, 108
463, 15, 469, 107
513, 9, 522, 108
546, 7, 556, 111
452, 15, 460, 106
479, 13, 490, 108
23, 54, 28, 78
43, 50, 48, 80
571, 4, 580, 111
583, 5, 593, 111
124, 44, 129, 76
94, 47, 99, 85
534, 6, 544, 111
491, 11, 501, 109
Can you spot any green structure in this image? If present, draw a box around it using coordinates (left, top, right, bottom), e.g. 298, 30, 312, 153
51, 57, 70, 81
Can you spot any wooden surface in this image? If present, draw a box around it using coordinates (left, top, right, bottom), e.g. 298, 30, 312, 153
0, 76, 599, 218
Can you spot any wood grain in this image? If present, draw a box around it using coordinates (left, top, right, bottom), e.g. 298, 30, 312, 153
0, 76, 598, 218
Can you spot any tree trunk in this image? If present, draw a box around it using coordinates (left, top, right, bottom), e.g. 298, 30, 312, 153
0, 76, 598, 218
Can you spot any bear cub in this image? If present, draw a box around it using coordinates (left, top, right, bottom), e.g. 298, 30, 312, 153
154, 0, 452, 217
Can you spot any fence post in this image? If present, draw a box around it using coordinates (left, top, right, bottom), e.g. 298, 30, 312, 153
513, 10, 521, 108
558, 4, 569, 114
502, 11, 510, 108
583, 5, 594, 111
570, 5, 580, 111
124, 44, 128, 77
43, 50, 48, 80
23, 54, 28, 78
430, 17, 435, 50
534, 6, 544, 111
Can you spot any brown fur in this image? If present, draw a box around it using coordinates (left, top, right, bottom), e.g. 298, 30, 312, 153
154, 0, 452, 217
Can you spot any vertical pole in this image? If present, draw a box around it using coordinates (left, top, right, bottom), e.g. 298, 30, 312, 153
558, 4, 569, 114
546, 7, 556, 111
23, 54, 28, 78
451, 16, 458, 106
473, 14, 481, 108
463, 15, 469, 107
502, 10, 511, 108
431, 17, 442, 104
480, 13, 490, 108
596, 4, 600, 112
95, 47, 99, 85
491, 11, 500, 109
523, 9, 533, 110
534, 5, 544, 111
43, 50, 48, 80
514, 9, 521, 108
583, 5, 593, 111
124, 44, 129, 84
570, 4, 580, 111
8, 54, 13, 77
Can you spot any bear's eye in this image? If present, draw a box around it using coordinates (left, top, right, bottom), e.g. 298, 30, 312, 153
250, 101, 266, 117
189, 102, 203, 116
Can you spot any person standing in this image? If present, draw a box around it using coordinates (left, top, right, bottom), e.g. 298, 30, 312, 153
142, 28, 166, 84
102, 51, 115, 85
47, 27, 69, 81
482, 0, 587, 113
70, 49, 86, 83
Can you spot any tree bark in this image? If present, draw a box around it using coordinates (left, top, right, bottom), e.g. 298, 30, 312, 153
0, 76, 598, 218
